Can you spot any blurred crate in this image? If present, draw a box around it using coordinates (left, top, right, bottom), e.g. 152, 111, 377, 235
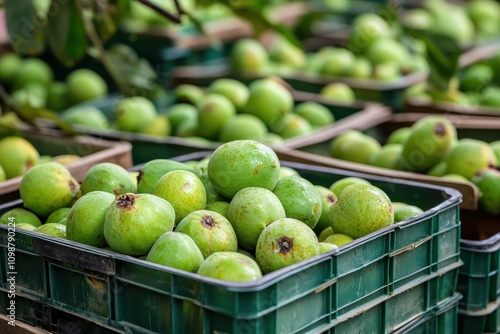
0, 153, 462, 333
0, 127, 132, 204
458, 298, 500, 334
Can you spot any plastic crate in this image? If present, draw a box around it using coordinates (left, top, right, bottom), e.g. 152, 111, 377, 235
0, 154, 462, 333
458, 298, 500, 334
45, 90, 390, 165
0, 127, 133, 204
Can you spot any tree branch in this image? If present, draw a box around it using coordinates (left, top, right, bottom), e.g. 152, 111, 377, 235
136, 0, 182, 23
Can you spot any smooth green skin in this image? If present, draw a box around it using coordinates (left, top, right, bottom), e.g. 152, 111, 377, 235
66, 69, 108, 105
279, 166, 299, 179
81, 163, 137, 196
319, 242, 338, 254
166, 104, 197, 129
12, 58, 53, 90
175, 210, 237, 258
329, 183, 394, 239
320, 83, 356, 104
330, 130, 364, 158
62, 106, 109, 129
197, 251, 262, 282
66, 191, 116, 247
429, 6, 474, 44
137, 159, 193, 194
445, 139, 497, 181
368, 144, 403, 169
139, 115, 171, 137
391, 202, 409, 210
175, 117, 198, 137
269, 37, 306, 69
259, 133, 284, 146
275, 114, 313, 139
273, 176, 322, 229
393, 205, 424, 223
218, 114, 267, 142
386, 127, 411, 145
207, 140, 281, 198
348, 13, 392, 50
460, 64, 493, 92
227, 187, 286, 251
114, 96, 157, 133
442, 174, 471, 183
350, 57, 373, 79
479, 87, 500, 107
313, 185, 337, 235
320, 48, 355, 76
104, 193, 175, 256
472, 169, 500, 215
468, 0, 500, 36
46, 81, 68, 111
35, 223, 66, 239
294, 102, 334, 128
0, 136, 40, 179
427, 161, 448, 177
20, 162, 80, 217
231, 39, 269, 73
405, 8, 433, 30
196, 94, 236, 140
174, 84, 205, 105
318, 226, 334, 242
46, 207, 71, 225
153, 170, 207, 224
256, 218, 320, 274
323, 233, 354, 246
0, 52, 21, 84
205, 201, 229, 218
0, 165, 5, 181
208, 78, 250, 110
0, 208, 42, 227
490, 141, 500, 163
146, 231, 204, 273
373, 62, 400, 81
365, 38, 409, 66
329, 177, 371, 197
15, 223, 37, 231
398, 116, 457, 173
11, 88, 45, 109
243, 79, 293, 131
335, 134, 381, 164
23, 82, 48, 107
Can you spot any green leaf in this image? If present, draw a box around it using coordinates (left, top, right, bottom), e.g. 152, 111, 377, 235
4, 0, 48, 55
47, 1, 88, 67
93, 2, 117, 43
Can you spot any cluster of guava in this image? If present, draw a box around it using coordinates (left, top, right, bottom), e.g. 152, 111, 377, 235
61, 77, 337, 143
0, 53, 108, 113
328, 115, 500, 215
3, 140, 425, 283
0, 136, 80, 183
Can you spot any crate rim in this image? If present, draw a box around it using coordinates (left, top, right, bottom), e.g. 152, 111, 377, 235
460, 231, 500, 253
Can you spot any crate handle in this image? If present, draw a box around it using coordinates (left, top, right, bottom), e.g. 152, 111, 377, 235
32, 238, 116, 276
389, 236, 432, 257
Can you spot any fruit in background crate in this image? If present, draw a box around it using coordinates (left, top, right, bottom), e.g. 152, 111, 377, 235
0, 52, 21, 85
103, 193, 175, 256
66, 191, 116, 247
323, 233, 354, 247
330, 130, 381, 164
386, 127, 411, 145
328, 183, 394, 239
197, 251, 262, 282
46, 207, 71, 225
365, 38, 410, 68
255, 217, 320, 274
61, 106, 109, 130
294, 102, 335, 128
231, 38, 269, 74
0, 208, 42, 227
196, 94, 236, 140
460, 64, 493, 93
368, 144, 403, 170
320, 83, 356, 104
139, 115, 171, 137
393, 205, 424, 223
46, 82, 69, 111
207, 140, 280, 198
218, 114, 268, 142
153, 170, 207, 224
490, 140, 500, 162
20, 162, 80, 217
472, 168, 500, 215
34, 223, 67, 239
66, 69, 108, 105
0, 136, 39, 179
274, 114, 313, 139
329, 177, 371, 197
12, 58, 53, 90
0, 165, 5, 182
114, 96, 157, 132
273, 176, 322, 229
174, 84, 205, 105
313, 185, 337, 235
478, 86, 500, 107
227, 187, 286, 251
320, 48, 355, 77
165, 104, 198, 129
175, 210, 238, 258
208, 78, 250, 111
445, 139, 497, 180
319, 242, 338, 253
81, 163, 137, 195
269, 35, 306, 70
146, 231, 204, 273
51, 155, 81, 166
347, 13, 392, 50
467, 0, 500, 38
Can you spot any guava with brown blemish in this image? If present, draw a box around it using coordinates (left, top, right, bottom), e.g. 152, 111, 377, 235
104, 193, 175, 256
20, 162, 80, 217
175, 210, 237, 258
197, 251, 262, 282
81, 163, 136, 196
153, 170, 207, 224
328, 183, 393, 239
255, 218, 319, 274
227, 187, 286, 251
273, 176, 322, 229
207, 140, 281, 198
313, 185, 337, 234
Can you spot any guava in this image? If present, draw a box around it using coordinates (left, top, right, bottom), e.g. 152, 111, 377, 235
197, 251, 262, 282
230, 39, 269, 74
323, 233, 354, 246
205, 201, 230, 218
12, 58, 53, 90
46, 207, 71, 225
393, 205, 424, 223
294, 102, 334, 128
66, 69, 108, 105
320, 83, 356, 104
313, 185, 337, 235
319, 242, 338, 254
208, 78, 249, 110
329, 177, 371, 197
137, 159, 194, 194
0, 136, 40, 179
445, 138, 497, 180
196, 93, 236, 140
62, 106, 109, 129
174, 84, 205, 105
81, 163, 137, 195
114, 96, 157, 132
0, 208, 42, 227
35, 223, 66, 239
218, 114, 267, 142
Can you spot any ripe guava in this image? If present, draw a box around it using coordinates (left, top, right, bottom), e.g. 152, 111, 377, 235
197, 251, 262, 282
81, 163, 137, 195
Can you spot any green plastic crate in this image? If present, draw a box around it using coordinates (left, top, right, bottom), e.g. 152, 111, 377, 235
0, 154, 461, 333
458, 298, 500, 334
